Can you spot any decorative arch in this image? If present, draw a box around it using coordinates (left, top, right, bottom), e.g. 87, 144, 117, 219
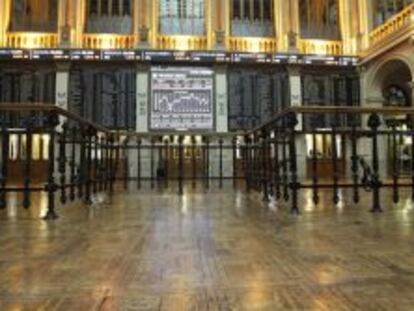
366, 54, 414, 106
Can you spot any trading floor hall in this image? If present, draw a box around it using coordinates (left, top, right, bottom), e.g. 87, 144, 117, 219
4, 0, 414, 310
0, 186, 414, 310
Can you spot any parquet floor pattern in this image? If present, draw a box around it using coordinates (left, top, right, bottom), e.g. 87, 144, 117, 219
1, 184, 414, 310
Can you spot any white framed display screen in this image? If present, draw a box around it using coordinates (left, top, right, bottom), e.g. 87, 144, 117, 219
150, 66, 214, 131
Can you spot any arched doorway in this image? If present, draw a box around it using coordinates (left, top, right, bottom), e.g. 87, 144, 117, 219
369, 58, 413, 176
369, 58, 413, 107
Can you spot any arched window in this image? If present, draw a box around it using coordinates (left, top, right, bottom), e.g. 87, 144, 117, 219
231, 0, 274, 37
373, 0, 414, 28
299, 0, 340, 39
159, 0, 205, 35
86, 0, 133, 34
10, 0, 58, 32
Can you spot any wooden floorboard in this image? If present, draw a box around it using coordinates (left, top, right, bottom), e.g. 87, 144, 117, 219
1, 183, 414, 310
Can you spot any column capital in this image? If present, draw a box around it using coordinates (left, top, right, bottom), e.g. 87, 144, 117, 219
55, 61, 72, 72
287, 65, 301, 76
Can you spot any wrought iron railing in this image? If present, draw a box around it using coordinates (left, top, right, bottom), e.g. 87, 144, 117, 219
246, 106, 414, 213
2, 104, 414, 219
0, 104, 115, 219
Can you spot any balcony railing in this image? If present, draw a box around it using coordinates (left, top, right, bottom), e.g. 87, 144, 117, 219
227, 37, 277, 53
369, 3, 414, 47
6, 32, 58, 49
299, 39, 343, 55
155, 35, 208, 50
82, 34, 137, 49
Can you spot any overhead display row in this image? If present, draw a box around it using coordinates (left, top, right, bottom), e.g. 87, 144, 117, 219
0, 49, 358, 66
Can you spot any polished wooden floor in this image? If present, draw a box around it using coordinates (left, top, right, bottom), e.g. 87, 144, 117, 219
1, 183, 414, 310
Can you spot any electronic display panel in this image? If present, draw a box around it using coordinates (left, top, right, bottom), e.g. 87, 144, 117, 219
150, 67, 214, 131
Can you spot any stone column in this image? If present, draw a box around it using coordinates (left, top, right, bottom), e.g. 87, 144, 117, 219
284, 0, 300, 53
339, 0, 358, 55
274, 0, 289, 52
73, 0, 87, 48
221, 0, 230, 49
358, 0, 373, 51
205, 0, 213, 49
211, 66, 231, 180
150, 0, 159, 48
58, 0, 73, 48
55, 62, 71, 128
136, 65, 150, 133
288, 66, 306, 179
215, 66, 228, 133
0, 0, 11, 47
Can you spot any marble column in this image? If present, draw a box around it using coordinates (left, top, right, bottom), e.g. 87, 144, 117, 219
288, 66, 306, 179
55, 62, 71, 128
73, 0, 87, 48
358, 0, 373, 51
0, 0, 11, 47
136, 65, 150, 133
58, 0, 73, 48
215, 66, 228, 133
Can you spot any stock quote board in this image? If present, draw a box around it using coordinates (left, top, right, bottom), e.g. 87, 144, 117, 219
150, 67, 214, 131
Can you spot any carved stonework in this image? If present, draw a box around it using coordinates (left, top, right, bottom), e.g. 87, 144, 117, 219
139, 25, 149, 43
215, 30, 225, 47
60, 25, 71, 46
287, 31, 298, 51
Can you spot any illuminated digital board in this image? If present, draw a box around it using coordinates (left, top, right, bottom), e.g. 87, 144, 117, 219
150, 66, 214, 131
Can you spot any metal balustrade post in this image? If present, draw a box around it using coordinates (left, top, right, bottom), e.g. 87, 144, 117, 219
58, 123, 67, 205
0, 125, 8, 210
287, 112, 300, 214
311, 126, 319, 205
123, 138, 129, 191
150, 138, 155, 189
178, 135, 184, 195
105, 134, 112, 191
232, 136, 237, 189
113, 135, 121, 192
164, 138, 169, 189
391, 123, 399, 204
274, 129, 281, 200
192, 136, 197, 189
219, 138, 223, 189
282, 129, 289, 202
84, 127, 93, 205
93, 133, 99, 194
22, 116, 33, 209
98, 135, 104, 192
368, 113, 383, 213
411, 127, 414, 201
44, 112, 59, 220
69, 126, 77, 202
204, 137, 210, 190
331, 116, 340, 205
136, 138, 141, 189
268, 131, 274, 198
350, 122, 360, 204
245, 136, 251, 192
261, 129, 270, 202
252, 135, 258, 190
78, 126, 86, 199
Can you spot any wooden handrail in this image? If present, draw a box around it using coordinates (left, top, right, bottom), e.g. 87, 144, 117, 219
0, 103, 109, 133
249, 105, 414, 134
3, 103, 414, 137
